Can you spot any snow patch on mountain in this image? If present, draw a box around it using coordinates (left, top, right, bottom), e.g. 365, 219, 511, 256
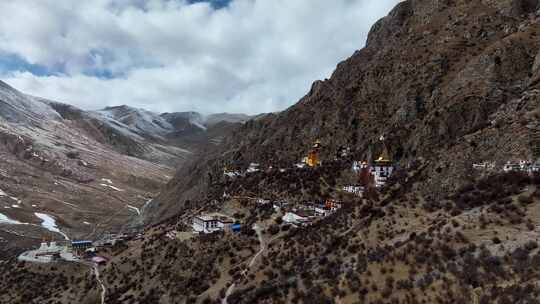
191, 119, 207, 131
0, 189, 21, 205
141, 199, 153, 216
34, 212, 69, 240
101, 178, 113, 184
100, 184, 124, 192
127, 204, 141, 216
0, 213, 23, 225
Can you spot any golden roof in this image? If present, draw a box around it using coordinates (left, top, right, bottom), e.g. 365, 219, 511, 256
377, 149, 391, 162
375, 136, 392, 163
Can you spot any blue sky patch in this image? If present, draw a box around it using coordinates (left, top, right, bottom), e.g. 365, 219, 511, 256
187, 0, 232, 9
0, 53, 61, 77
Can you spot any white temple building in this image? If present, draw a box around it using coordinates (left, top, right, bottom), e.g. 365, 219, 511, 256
192, 214, 234, 234
370, 136, 394, 188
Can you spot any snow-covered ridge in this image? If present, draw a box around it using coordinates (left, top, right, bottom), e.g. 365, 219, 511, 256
96, 105, 175, 137
0, 80, 252, 142
0, 79, 251, 142
0, 81, 62, 123
92, 106, 251, 139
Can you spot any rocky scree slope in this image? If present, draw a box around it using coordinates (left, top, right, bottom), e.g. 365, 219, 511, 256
149, 0, 540, 224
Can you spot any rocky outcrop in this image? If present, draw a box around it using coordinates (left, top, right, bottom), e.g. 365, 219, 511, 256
511, 0, 540, 16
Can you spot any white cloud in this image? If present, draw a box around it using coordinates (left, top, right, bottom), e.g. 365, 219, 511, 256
0, 0, 400, 115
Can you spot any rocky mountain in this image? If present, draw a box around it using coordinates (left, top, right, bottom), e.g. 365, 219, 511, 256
96, 107, 251, 139
98, 105, 178, 139
159, 111, 255, 153
148, 0, 540, 224
0, 80, 247, 256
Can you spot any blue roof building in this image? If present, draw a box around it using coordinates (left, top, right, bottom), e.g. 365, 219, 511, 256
231, 224, 241, 232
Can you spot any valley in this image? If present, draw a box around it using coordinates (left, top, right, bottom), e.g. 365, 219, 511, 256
0, 80, 248, 257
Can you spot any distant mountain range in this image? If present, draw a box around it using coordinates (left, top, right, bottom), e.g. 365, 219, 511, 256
98, 106, 252, 138
0, 80, 252, 254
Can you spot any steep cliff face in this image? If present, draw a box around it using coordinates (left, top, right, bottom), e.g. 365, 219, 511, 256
148, 0, 540, 223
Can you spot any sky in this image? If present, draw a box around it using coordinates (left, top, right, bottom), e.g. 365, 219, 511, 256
0, 0, 400, 115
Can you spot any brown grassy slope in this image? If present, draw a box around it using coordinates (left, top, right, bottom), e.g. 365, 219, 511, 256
0, 168, 539, 304
224, 173, 540, 304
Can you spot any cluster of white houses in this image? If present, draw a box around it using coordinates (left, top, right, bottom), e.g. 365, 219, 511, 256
473, 160, 540, 174
18, 241, 79, 264
503, 160, 540, 174
18, 240, 97, 264
281, 199, 343, 227
17, 233, 135, 264
223, 163, 261, 178
343, 185, 364, 197
191, 198, 344, 233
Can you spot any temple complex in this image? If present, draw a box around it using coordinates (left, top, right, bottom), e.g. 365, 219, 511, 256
304, 140, 322, 167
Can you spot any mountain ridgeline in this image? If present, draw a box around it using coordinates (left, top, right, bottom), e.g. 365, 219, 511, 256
149, 0, 540, 223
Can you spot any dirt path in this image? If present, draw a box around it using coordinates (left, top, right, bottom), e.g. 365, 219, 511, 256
248, 224, 265, 268
221, 283, 236, 304
93, 264, 107, 304
222, 224, 265, 304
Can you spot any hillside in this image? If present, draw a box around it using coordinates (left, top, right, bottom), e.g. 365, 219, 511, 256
3, 163, 539, 303
148, 0, 540, 223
